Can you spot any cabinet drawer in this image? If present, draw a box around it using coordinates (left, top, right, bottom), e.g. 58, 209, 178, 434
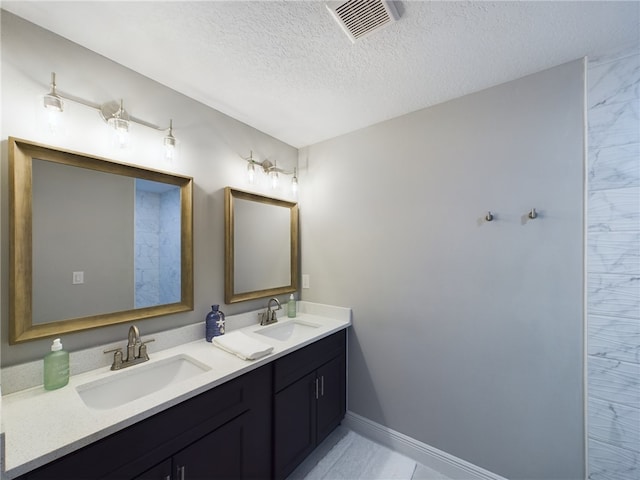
274, 330, 346, 393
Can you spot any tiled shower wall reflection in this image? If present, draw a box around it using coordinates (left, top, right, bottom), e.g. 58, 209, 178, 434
587, 47, 640, 480
134, 185, 181, 308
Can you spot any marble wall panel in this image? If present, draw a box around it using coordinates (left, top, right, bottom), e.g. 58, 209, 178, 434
587, 47, 640, 480
588, 315, 640, 364
588, 437, 639, 480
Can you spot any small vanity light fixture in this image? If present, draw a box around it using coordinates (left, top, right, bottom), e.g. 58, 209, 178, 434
291, 168, 299, 195
41, 72, 178, 155
269, 161, 280, 189
105, 99, 130, 148
43, 72, 64, 133
164, 119, 177, 160
246, 151, 258, 185
244, 152, 299, 193
43, 72, 64, 112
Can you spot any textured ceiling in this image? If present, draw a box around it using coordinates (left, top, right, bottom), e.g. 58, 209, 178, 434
3, 1, 639, 148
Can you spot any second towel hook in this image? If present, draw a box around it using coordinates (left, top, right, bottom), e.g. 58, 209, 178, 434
528, 208, 538, 219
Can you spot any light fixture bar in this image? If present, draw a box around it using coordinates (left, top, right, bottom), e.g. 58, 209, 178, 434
43, 72, 172, 131
244, 152, 299, 193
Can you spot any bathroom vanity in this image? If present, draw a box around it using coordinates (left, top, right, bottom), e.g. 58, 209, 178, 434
2, 302, 351, 480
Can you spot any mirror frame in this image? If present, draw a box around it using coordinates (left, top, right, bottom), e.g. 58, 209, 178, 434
224, 187, 299, 303
8, 137, 194, 344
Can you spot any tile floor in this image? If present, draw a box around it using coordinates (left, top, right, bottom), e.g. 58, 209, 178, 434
287, 426, 451, 480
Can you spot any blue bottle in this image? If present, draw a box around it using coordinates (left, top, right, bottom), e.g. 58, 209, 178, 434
205, 305, 225, 342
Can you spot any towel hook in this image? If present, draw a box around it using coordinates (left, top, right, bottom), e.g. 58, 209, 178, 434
485, 211, 494, 222
528, 208, 538, 219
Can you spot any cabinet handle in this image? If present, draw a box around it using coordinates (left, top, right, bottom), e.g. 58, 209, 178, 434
321, 375, 324, 397
177, 465, 185, 480
315, 378, 319, 400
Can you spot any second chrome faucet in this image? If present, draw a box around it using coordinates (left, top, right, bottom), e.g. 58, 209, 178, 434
258, 298, 281, 326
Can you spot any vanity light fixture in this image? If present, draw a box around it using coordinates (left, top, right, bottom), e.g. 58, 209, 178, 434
291, 168, 299, 194
246, 151, 258, 185
43, 72, 64, 112
244, 152, 299, 193
164, 119, 177, 160
41, 72, 177, 154
269, 161, 280, 189
43, 72, 64, 133
105, 99, 130, 148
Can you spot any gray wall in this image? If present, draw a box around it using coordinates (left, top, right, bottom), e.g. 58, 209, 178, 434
586, 47, 640, 480
299, 60, 586, 479
0, 11, 298, 364
32, 160, 135, 323
1, 9, 591, 480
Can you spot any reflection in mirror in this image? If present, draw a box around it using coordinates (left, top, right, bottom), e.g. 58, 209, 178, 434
225, 188, 298, 303
9, 137, 193, 343
134, 179, 181, 308
234, 197, 291, 293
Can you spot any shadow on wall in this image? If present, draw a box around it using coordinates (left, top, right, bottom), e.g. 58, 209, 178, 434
346, 327, 386, 423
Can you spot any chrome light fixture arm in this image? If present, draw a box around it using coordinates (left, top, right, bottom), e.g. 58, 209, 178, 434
42, 72, 176, 151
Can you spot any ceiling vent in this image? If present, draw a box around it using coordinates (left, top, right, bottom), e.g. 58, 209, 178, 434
326, 0, 399, 43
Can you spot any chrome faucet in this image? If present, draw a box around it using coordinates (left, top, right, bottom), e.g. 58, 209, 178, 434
127, 325, 140, 362
259, 298, 281, 326
104, 325, 155, 370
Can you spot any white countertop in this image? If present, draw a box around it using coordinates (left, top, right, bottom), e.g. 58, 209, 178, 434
1, 302, 351, 479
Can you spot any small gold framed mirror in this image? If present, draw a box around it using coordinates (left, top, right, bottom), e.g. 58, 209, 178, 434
224, 187, 299, 303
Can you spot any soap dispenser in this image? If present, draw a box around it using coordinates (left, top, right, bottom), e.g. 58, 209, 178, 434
287, 294, 296, 318
44, 338, 69, 390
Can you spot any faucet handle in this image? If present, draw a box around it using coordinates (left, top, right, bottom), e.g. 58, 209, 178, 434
138, 338, 155, 360
104, 347, 124, 370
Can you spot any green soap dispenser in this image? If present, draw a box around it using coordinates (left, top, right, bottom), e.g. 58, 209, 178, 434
287, 294, 296, 318
44, 338, 69, 390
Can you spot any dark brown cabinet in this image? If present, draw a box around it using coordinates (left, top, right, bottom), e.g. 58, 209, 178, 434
273, 331, 346, 479
19, 365, 272, 480
133, 412, 257, 480
16, 329, 347, 480
134, 459, 172, 480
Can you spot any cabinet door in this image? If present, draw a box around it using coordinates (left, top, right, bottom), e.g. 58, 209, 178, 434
273, 371, 318, 479
173, 413, 248, 480
133, 459, 172, 480
316, 354, 346, 444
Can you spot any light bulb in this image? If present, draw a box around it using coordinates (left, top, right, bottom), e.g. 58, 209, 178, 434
108, 117, 129, 148
45, 108, 63, 135
291, 171, 299, 195
247, 161, 256, 184
269, 169, 279, 189
43, 72, 64, 134
164, 120, 176, 160
108, 100, 129, 148
164, 138, 176, 161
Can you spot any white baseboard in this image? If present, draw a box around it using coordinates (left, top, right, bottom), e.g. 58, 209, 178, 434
342, 411, 507, 480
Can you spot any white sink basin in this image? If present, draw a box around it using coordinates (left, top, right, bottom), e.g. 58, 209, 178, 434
254, 319, 320, 341
76, 354, 211, 410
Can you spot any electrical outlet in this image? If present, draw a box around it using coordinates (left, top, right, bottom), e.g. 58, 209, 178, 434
72, 271, 84, 284
302, 274, 310, 289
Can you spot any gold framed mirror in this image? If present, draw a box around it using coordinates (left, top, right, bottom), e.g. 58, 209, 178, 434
9, 137, 194, 344
224, 187, 298, 303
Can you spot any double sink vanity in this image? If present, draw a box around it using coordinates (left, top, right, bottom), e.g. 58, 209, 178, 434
4, 139, 347, 479
2, 302, 351, 480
